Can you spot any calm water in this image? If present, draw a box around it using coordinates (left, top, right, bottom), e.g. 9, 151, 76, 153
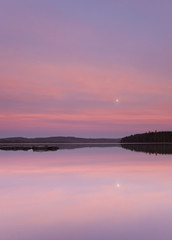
0, 146, 172, 240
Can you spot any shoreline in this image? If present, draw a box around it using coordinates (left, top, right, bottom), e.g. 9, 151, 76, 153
0, 142, 171, 152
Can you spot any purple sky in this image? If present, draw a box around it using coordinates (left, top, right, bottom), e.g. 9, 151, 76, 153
0, 0, 171, 138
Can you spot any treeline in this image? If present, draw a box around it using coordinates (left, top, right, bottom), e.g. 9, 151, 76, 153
121, 131, 172, 143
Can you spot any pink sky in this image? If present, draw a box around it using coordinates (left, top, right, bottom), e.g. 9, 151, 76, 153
0, 0, 171, 137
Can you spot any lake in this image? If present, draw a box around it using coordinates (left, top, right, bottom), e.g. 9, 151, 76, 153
0, 146, 172, 240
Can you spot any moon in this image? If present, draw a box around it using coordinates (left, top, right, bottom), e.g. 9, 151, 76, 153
115, 98, 120, 103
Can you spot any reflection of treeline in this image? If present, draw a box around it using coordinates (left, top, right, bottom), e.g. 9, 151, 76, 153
121, 131, 172, 143
121, 144, 172, 155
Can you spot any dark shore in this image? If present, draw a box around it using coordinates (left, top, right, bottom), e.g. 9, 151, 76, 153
0, 143, 121, 152
0, 144, 60, 152
0, 136, 120, 152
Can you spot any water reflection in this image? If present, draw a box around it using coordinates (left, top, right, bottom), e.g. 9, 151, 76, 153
0, 148, 172, 240
121, 143, 172, 155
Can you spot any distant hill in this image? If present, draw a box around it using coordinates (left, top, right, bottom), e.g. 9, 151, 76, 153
121, 131, 172, 143
0, 136, 120, 144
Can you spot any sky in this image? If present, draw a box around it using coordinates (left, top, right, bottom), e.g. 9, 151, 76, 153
0, 0, 172, 138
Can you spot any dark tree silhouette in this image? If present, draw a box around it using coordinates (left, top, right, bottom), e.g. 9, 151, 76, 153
121, 131, 172, 143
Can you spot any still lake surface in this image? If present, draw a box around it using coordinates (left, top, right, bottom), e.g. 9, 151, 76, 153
0, 146, 172, 240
